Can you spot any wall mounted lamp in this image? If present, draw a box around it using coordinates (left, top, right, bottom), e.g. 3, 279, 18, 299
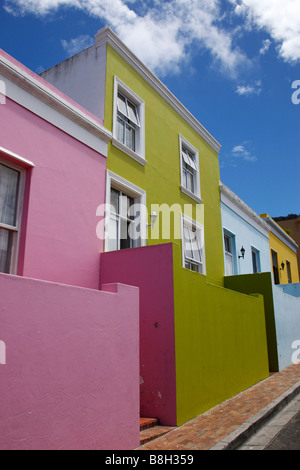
238, 246, 245, 259
147, 211, 157, 228
280, 262, 285, 271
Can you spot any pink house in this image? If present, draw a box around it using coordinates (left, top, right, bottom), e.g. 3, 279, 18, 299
0, 51, 140, 450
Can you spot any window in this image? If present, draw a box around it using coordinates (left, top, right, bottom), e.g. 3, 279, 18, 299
251, 247, 261, 274
0, 159, 25, 274
286, 260, 292, 283
224, 232, 235, 276
116, 92, 139, 152
113, 77, 145, 165
106, 171, 146, 252
271, 250, 279, 284
182, 215, 205, 274
179, 136, 201, 202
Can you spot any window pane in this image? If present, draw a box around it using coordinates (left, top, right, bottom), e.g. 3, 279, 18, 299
127, 100, 139, 125
184, 226, 193, 259
117, 93, 127, 117
252, 250, 258, 273
125, 124, 135, 151
287, 261, 292, 283
184, 224, 203, 269
0, 163, 20, 226
109, 216, 118, 251
272, 251, 279, 284
190, 263, 199, 272
127, 195, 135, 220
110, 188, 119, 214
224, 234, 232, 254
191, 230, 202, 262
0, 228, 13, 273
120, 219, 132, 249
186, 170, 194, 193
117, 116, 125, 144
182, 147, 197, 171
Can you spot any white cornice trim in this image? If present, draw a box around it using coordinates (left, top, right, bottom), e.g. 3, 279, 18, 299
95, 26, 221, 154
0, 53, 112, 149
220, 182, 270, 237
261, 215, 298, 252
0, 146, 35, 167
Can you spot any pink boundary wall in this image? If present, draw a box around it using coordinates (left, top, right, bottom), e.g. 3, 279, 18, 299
0, 97, 106, 289
0, 273, 140, 450
100, 243, 177, 426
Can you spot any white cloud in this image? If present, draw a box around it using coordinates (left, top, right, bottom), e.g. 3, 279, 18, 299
3, 0, 250, 77
6, 0, 299, 79
259, 39, 271, 55
232, 143, 258, 162
235, 80, 262, 96
229, 0, 300, 63
61, 35, 94, 56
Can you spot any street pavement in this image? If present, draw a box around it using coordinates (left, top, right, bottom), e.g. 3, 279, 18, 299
238, 394, 300, 450
138, 363, 300, 451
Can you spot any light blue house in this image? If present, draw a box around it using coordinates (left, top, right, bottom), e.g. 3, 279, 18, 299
220, 182, 271, 276
220, 182, 300, 372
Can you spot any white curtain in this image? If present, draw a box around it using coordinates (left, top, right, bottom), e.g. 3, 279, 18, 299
0, 163, 19, 273
0, 163, 19, 227
0, 228, 11, 273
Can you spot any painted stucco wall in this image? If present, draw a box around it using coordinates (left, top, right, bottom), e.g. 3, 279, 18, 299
40, 33, 225, 286
104, 46, 224, 285
100, 243, 269, 427
224, 274, 300, 372
104, 46, 225, 287
224, 273, 279, 372
41, 45, 107, 122
273, 283, 300, 371
0, 97, 106, 289
268, 230, 299, 284
172, 244, 270, 426
221, 201, 271, 275
0, 273, 140, 450
99, 244, 177, 426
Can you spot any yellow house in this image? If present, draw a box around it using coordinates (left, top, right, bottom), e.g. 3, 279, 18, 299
261, 214, 299, 284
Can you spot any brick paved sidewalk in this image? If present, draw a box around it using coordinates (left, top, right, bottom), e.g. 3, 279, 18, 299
137, 363, 300, 451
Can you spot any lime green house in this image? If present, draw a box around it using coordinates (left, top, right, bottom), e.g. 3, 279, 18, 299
41, 27, 269, 426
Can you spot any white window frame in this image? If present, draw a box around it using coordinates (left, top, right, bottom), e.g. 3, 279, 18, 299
105, 170, 147, 252
181, 214, 206, 274
179, 135, 202, 203
224, 232, 234, 276
0, 156, 26, 274
112, 76, 146, 166
286, 259, 292, 283
251, 246, 261, 274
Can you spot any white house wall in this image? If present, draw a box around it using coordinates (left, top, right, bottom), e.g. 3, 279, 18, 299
273, 283, 300, 370
41, 44, 107, 122
221, 201, 272, 275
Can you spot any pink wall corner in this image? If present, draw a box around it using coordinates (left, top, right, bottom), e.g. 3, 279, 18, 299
0, 97, 106, 289
99, 243, 177, 427
0, 273, 140, 450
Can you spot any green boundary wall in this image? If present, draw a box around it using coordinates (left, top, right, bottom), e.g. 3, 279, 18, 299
173, 245, 270, 426
224, 272, 279, 372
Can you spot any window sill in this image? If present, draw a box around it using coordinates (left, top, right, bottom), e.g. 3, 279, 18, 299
180, 186, 203, 204
112, 139, 147, 166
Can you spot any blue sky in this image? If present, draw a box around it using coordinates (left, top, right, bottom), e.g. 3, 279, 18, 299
0, 0, 299, 218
